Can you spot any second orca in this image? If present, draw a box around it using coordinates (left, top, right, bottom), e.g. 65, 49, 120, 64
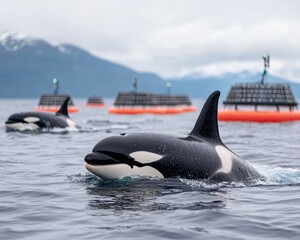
5, 97, 79, 132
84, 91, 263, 182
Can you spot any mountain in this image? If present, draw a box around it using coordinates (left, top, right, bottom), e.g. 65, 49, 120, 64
0, 32, 166, 98
1, 32, 300, 99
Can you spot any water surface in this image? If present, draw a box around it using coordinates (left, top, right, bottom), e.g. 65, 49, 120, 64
0, 99, 300, 240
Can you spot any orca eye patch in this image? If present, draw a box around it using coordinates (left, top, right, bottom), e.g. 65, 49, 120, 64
24, 117, 40, 123
129, 151, 164, 164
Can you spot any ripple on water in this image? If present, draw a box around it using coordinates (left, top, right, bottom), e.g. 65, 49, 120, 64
1, 99, 300, 240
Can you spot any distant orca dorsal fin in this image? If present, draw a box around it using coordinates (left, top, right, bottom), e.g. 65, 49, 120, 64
56, 97, 70, 117
189, 91, 221, 141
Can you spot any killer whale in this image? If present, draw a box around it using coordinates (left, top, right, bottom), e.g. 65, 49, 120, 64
85, 91, 262, 182
5, 97, 79, 131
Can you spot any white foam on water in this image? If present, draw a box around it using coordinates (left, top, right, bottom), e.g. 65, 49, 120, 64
180, 163, 300, 189
252, 163, 300, 185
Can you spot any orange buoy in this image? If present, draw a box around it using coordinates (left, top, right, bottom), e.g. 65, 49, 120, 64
218, 110, 300, 123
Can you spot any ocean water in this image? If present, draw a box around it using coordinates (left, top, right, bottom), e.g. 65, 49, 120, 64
0, 99, 300, 240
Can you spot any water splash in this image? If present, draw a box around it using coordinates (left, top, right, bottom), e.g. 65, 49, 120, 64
69, 163, 300, 190
45, 126, 79, 133
181, 164, 300, 189
253, 163, 300, 185
5, 124, 132, 134
67, 173, 100, 185
180, 178, 247, 190
67, 173, 164, 186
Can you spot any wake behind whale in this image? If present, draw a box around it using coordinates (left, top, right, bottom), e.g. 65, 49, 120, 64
85, 91, 263, 182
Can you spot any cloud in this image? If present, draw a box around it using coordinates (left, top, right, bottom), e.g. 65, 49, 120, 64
1, 0, 300, 81
178, 61, 262, 78
176, 59, 300, 82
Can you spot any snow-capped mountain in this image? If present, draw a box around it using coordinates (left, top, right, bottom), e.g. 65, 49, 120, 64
0, 32, 37, 51
0, 32, 72, 53
0, 32, 165, 98
0, 32, 299, 98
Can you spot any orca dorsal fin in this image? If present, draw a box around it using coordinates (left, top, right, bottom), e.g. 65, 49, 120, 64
189, 91, 221, 142
56, 97, 70, 117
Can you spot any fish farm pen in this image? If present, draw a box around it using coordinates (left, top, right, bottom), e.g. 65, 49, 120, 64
109, 92, 196, 114
86, 97, 105, 107
223, 83, 298, 111
34, 94, 79, 113
114, 92, 192, 106
218, 54, 300, 122
34, 78, 79, 113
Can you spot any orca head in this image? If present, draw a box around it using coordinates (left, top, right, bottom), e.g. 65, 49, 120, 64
85, 91, 225, 180
85, 132, 166, 179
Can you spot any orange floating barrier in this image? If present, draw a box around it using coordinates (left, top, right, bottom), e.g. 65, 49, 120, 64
148, 107, 183, 114
109, 108, 145, 115
34, 106, 79, 113
182, 106, 197, 112
218, 110, 300, 123
109, 107, 185, 115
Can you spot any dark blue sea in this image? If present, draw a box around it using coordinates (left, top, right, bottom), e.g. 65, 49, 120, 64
1, 99, 300, 240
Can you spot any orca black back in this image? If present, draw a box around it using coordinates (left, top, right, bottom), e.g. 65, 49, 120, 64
84, 91, 263, 182
5, 97, 78, 131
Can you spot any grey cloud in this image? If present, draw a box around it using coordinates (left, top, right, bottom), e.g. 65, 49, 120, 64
1, 0, 300, 81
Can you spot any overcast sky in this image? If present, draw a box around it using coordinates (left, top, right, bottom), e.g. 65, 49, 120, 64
1, 0, 300, 82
